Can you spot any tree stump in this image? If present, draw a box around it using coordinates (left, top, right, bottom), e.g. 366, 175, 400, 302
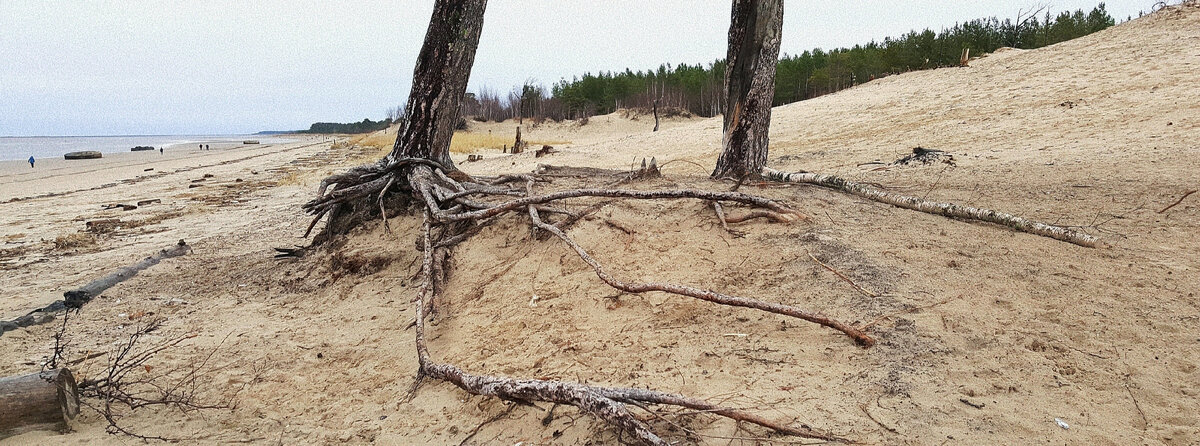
0, 368, 80, 439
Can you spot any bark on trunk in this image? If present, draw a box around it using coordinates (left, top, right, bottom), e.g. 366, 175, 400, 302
387, 0, 487, 170
711, 0, 783, 179
0, 369, 79, 439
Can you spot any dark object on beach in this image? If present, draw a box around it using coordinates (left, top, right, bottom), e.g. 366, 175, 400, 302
0, 241, 191, 337
28, 156, 34, 168
159, 148, 163, 155
0, 368, 80, 439
144, 168, 154, 172
63, 151, 102, 160
130, 146, 155, 152
61, 240, 191, 310
535, 145, 557, 158
243, 140, 260, 145
892, 146, 955, 166
136, 199, 160, 206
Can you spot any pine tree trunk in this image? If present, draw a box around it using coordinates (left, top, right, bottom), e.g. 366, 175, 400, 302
387, 0, 487, 170
711, 0, 783, 179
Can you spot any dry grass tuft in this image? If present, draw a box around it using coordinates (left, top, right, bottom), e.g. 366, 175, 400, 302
54, 232, 98, 250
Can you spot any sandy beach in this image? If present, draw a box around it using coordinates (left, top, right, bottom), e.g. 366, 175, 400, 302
2, 4, 1199, 445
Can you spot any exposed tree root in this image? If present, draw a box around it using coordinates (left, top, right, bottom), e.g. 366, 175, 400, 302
529, 206, 872, 346
763, 167, 1103, 248
302, 162, 861, 444
413, 218, 842, 445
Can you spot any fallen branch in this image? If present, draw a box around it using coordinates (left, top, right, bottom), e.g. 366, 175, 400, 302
764, 168, 1102, 248
807, 252, 878, 298
1, 240, 192, 337
1158, 189, 1197, 214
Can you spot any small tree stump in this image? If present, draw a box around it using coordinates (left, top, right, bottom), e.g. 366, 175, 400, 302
0, 368, 80, 439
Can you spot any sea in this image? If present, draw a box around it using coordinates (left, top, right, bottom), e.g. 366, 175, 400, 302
0, 134, 298, 162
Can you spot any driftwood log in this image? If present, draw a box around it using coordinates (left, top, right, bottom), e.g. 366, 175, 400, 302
0, 368, 80, 439
763, 168, 1102, 247
61, 239, 192, 309
0, 240, 192, 336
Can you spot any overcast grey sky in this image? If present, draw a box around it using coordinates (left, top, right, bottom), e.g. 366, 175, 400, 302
0, 1, 1157, 136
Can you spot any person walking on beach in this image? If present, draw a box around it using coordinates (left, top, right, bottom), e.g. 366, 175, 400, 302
160, 147, 164, 155
28, 156, 35, 168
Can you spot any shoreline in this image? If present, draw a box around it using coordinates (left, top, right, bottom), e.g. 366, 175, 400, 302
0, 136, 335, 202
0, 134, 303, 163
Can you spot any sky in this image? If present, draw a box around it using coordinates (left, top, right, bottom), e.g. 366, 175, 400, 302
0, 1, 1160, 136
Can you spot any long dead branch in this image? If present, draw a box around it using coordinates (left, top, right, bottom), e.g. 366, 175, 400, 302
763, 168, 1102, 248
1, 240, 192, 337
528, 206, 873, 347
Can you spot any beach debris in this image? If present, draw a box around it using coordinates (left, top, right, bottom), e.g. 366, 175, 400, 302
143, 168, 154, 172
203, 173, 214, 178
958, 398, 985, 409
1054, 418, 1070, 430
892, 146, 955, 166
273, 245, 308, 259
0, 368, 80, 438
130, 146, 155, 152
136, 199, 160, 206
243, 140, 260, 144
535, 145, 557, 158
466, 154, 484, 162
63, 151, 102, 160
0, 240, 194, 337
85, 219, 122, 233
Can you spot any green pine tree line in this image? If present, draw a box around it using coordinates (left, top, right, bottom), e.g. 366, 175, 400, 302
463, 3, 1116, 122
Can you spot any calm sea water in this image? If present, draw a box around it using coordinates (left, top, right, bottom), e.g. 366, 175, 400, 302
0, 135, 297, 161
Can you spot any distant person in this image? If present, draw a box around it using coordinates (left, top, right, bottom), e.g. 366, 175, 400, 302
160, 147, 164, 155
205, 144, 210, 150
28, 156, 35, 168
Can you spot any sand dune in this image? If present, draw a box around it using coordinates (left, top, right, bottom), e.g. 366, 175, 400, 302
2, 3, 1198, 445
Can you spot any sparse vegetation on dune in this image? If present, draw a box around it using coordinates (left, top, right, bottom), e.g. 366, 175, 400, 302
346, 126, 568, 155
